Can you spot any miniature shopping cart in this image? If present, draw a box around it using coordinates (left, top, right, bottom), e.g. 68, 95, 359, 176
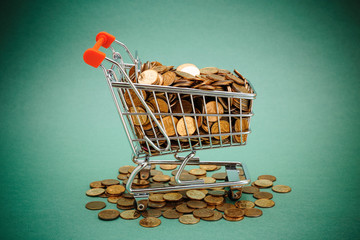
83, 32, 257, 210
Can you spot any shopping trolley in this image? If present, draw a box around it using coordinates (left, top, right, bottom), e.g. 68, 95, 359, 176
83, 32, 257, 210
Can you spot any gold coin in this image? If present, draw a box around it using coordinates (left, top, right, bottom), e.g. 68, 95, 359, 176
212, 172, 227, 180
254, 199, 275, 208
205, 101, 224, 122
204, 195, 224, 205
234, 119, 249, 143
223, 215, 244, 222
244, 208, 263, 217
176, 117, 196, 136
258, 175, 277, 182
149, 193, 165, 202
141, 209, 162, 218
235, 200, 255, 209
210, 120, 230, 140
159, 202, 176, 211
129, 106, 148, 125
176, 203, 195, 213
150, 61, 162, 67
162, 71, 176, 86
189, 168, 206, 176
186, 190, 206, 200
116, 205, 134, 210
148, 98, 169, 117
172, 99, 193, 113
201, 210, 223, 221
218, 69, 231, 74
163, 192, 183, 201
224, 208, 244, 218
122, 193, 134, 199
254, 179, 273, 188
253, 191, 273, 199
232, 83, 250, 93
176, 63, 200, 76
216, 203, 236, 212
98, 193, 107, 198
138, 69, 160, 85
86, 188, 105, 197
98, 209, 120, 221
200, 67, 219, 75
199, 189, 208, 195
152, 65, 167, 73
161, 116, 179, 136
139, 217, 161, 228
179, 214, 200, 224
206, 74, 225, 81
150, 183, 165, 188
117, 197, 135, 207
148, 201, 166, 208
107, 196, 122, 204
124, 89, 147, 107
225, 73, 244, 85
187, 200, 207, 209
101, 179, 120, 186
152, 174, 171, 182
208, 190, 226, 196
251, 181, 264, 188
85, 201, 106, 210
242, 186, 259, 194
199, 165, 218, 171
159, 164, 177, 170
163, 209, 183, 219
198, 176, 216, 184
234, 69, 246, 80
120, 210, 141, 220
132, 179, 150, 186
126, 166, 136, 173
117, 174, 127, 180
193, 208, 214, 218
106, 185, 125, 195
89, 181, 104, 188
174, 70, 195, 79
272, 185, 292, 193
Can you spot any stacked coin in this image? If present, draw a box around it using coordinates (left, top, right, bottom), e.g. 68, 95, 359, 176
85, 165, 291, 227
125, 61, 254, 153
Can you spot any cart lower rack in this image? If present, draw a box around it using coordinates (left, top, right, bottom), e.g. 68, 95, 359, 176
83, 32, 257, 210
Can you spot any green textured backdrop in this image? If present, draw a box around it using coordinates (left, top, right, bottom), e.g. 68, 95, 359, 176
1, 0, 359, 239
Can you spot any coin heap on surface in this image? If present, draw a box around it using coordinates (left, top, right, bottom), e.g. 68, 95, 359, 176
125, 61, 254, 154
85, 165, 291, 227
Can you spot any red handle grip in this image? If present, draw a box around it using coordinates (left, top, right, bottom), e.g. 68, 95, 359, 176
83, 32, 115, 68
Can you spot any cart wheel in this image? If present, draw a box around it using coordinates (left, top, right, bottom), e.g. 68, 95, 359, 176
135, 199, 148, 211
229, 188, 242, 201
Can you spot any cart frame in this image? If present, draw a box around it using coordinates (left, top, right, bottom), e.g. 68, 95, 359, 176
84, 32, 257, 210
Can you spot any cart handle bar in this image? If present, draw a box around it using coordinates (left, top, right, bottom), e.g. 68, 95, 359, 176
83, 32, 115, 68
84, 32, 171, 152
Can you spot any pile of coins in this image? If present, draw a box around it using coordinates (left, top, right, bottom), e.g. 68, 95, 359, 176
85, 164, 291, 227
124, 62, 255, 153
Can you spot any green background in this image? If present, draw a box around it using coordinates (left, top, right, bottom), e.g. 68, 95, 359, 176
1, 0, 359, 239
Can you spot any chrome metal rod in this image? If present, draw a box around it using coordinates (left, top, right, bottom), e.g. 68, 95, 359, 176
175, 151, 204, 185
130, 179, 250, 194
111, 82, 257, 99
